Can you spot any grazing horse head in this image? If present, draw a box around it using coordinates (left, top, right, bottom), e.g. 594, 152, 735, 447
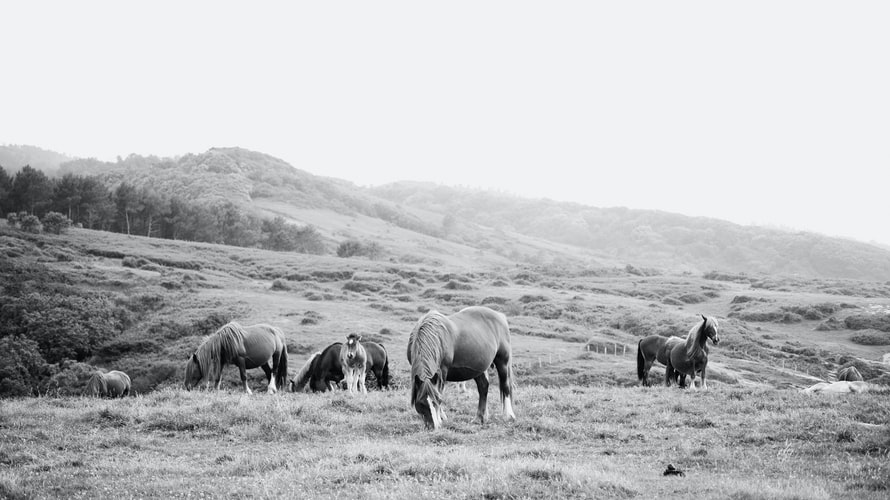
184, 352, 203, 390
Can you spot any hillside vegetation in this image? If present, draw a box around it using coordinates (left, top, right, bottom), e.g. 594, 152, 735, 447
5, 144, 890, 280
2, 200, 890, 498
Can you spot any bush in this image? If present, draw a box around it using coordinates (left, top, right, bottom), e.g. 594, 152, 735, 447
850, 330, 890, 346
6, 212, 19, 226
20, 214, 42, 233
337, 239, 383, 259
844, 314, 890, 332
42, 212, 72, 235
0, 336, 49, 397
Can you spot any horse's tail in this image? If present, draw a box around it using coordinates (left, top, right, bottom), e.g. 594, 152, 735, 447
379, 344, 390, 389
275, 347, 289, 391
86, 372, 106, 397
636, 339, 645, 381
292, 352, 320, 392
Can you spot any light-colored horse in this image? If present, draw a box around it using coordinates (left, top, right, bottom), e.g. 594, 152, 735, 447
803, 381, 871, 394
407, 306, 516, 430
340, 334, 368, 394
86, 370, 131, 398
184, 322, 288, 394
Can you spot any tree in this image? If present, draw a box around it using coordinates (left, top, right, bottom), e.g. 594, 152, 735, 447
114, 182, 138, 235
78, 177, 113, 230
0, 336, 49, 397
11, 165, 53, 214
52, 173, 83, 220
0, 165, 12, 215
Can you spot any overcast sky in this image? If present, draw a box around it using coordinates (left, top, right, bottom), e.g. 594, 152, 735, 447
3, 2, 888, 246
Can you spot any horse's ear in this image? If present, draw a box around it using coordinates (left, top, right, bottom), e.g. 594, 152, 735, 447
430, 373, 440, 386
358, 335, 363, 341
700, 314, 707, 321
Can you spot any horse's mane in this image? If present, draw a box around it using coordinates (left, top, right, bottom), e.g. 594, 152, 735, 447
408, 311, 448, 406
292, 351, 321, 392
86, 371, 106, 396
193, 322, 247, 384
686, 316, 712, 358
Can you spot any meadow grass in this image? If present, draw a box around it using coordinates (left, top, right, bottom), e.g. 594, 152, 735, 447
1, 385, 888, 499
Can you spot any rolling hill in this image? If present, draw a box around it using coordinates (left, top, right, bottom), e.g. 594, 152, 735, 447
5, 144, 890, 281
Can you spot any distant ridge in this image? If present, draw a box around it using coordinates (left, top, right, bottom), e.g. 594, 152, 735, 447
7, 144, 890, 281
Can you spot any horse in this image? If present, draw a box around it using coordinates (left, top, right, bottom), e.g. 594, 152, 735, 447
664, 314, 719, 390
361, 340, 390, 390
837, 366, 863, 382
636, 335, 687, 386
341, 334, 368, 394
183, 322, 288, 394
407, 306, 516, 430
804, 381, 870, 394
86, 370, 131, 398
290, 342, 343, 392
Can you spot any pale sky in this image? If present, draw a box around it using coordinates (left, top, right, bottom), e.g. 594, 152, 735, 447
3, 2, 889, 246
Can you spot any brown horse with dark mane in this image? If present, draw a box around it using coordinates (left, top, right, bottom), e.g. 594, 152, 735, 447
665, 315, 719, 389
407, 306, 516, 429
184, 322, 288, 394
636, 335, 686, 386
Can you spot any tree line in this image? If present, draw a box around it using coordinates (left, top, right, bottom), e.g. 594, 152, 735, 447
0, 164, 326, 253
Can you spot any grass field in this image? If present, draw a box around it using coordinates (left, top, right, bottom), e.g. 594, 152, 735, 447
2, 224, 890, 498
1, 385, 888, 499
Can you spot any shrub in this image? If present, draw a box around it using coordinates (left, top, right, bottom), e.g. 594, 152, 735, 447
6, 212, 19, 226
20, 214, 42, 233
270, 279, 291, 291
0, 336, 49, 397
42, 211, 72, 235
844, 314, 890, 332
850, 330, 890, 346
337, 239, 383, 259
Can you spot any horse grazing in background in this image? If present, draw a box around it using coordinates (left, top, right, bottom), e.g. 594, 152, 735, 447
636, 335, 686, 386
184, 322, 288, 394
290, 342, 343, 392
362, 340, 390, 390
341, 334, 368, 394
665, 315, 719, 390
837, 366, 863, 382
804, 381, 871, 394
86, 370, 131, 398
407, 306, 516, 430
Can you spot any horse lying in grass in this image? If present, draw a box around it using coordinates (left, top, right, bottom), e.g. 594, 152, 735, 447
184, 322, 288, 394
664, 314, 719, 390
86, 370, 131, 398
407, 306, 516, 430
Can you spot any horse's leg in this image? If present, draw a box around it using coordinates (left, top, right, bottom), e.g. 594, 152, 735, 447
664, 361, 674, 387
237, 359, 252, 394
700, 365, 707, 390
359, 366, 368, 394
262, 363, 276, 394
474, 372, 490, 424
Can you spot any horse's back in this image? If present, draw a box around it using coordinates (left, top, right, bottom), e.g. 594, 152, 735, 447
363, 342, 388, 368
106, 371, 131, 396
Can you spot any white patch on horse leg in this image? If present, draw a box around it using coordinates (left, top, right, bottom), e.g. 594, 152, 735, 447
504, 396, 516, 420
268, 377, 277, 394
245, 384, 253, 395
360, 372, 367, 394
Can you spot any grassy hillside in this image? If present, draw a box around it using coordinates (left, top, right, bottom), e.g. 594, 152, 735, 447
28, 144, 890, 281
3, 218, 890, 498
371, 181, 890, 281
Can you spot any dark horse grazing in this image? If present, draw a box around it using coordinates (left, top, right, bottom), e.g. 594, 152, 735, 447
290, 342, 343, 392
184, 322, 289, 394
86, 370, 131, 397
291, 339, 389, 393
637, 335, 686, 386
407, 306, 516, 429
665, 315, 719, 389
